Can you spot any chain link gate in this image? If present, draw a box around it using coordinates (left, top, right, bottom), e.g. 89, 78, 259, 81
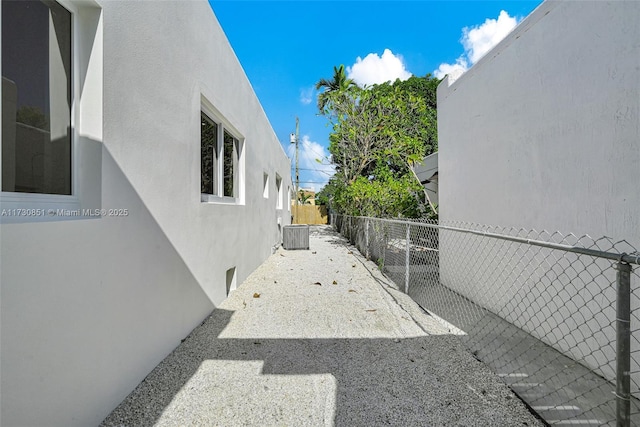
332, 214, 640, 426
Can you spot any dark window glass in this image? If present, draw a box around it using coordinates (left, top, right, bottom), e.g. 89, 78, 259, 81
276, 175, 282, 208
201, 113, 218, 195
223, 131, 238, 197
2, 0, 72, 194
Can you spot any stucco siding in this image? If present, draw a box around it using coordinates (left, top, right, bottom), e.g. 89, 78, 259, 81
437, 0, 640, 393
438, 0, 639, 238
0, 1, 291, 426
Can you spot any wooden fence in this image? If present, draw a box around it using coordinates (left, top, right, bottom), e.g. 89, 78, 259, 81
292, 205, 328, 225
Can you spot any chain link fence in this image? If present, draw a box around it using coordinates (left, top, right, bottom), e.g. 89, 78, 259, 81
332, 214, 640, 426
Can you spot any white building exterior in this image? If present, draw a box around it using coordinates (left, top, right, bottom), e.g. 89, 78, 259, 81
438, 0, 639, 238
438, 0, 639, 393
0, 1, 291, 426
413, 152, 438, 205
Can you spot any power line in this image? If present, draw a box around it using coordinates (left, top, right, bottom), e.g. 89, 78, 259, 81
292, 167, 334, 176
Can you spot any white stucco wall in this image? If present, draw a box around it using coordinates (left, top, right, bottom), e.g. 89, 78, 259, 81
438, 0, 639, 390
0, 1, 291, 426
439, 0, 639, 237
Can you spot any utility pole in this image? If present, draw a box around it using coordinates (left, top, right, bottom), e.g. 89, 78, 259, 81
290, 117, 300, 223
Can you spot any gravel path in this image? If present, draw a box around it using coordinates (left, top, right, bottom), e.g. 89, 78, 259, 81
102, 225, 543, 426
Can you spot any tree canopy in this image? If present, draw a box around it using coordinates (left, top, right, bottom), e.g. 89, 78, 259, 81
314, 64, 355, 111
315, 72, 440, 219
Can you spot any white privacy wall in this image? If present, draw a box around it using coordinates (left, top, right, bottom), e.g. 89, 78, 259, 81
0, 1, 291, 426
438, 0, 639, 238
437, 0, 640, 390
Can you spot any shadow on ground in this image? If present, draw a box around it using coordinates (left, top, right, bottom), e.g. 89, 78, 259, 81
332, 220, 639, 425
101, 225, 541, 426
101, 306, 537, 427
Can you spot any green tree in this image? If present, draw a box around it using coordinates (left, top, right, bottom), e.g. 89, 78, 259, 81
317, 71, 440, 219
16, 105, 48, 130
374, 75, 439, 155
299, 190, 312, 205
316, 178, 337, 206
315, 64, 355, 111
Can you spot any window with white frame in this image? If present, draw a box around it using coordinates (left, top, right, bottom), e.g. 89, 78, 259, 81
201, 113, 218, 195
263, 172, 269, 198
200, 105, 244, 203
222, 130, 240, 197
275, 175, 283, 209
1, 0, 103, 223
2, 0, 72, 195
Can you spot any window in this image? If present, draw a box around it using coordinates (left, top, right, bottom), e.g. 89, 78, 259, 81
200, 113, 218, 195
275, 175, 283, 209
263, 172, 269, 198
2, 0, 72, 195
1, 0, 103, 223
226, 266, 236, 295
223, 131, 239, 198
200, 103, 244, 203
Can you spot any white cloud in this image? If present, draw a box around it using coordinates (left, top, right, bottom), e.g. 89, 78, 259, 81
434, 57, 468, 80
287, 135, 335, 192
463, 10, 519, 64
347, 49, 412, 87
434, 10, 519, 82
299, 86, 314, 105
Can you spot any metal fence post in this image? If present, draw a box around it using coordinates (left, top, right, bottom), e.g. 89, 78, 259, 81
365, 218, 370, 259
405, 223, 411, 294
616, 261, 632, 427
350, 216, 353, 243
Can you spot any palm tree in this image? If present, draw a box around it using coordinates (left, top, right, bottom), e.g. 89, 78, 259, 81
299, 190, 313, 205
315, 65, 355, 112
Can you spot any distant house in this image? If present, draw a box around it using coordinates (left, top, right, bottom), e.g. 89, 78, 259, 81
413, 152, 438, 205
0, 1, 291, 426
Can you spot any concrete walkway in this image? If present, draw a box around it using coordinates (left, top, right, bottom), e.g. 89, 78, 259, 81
101, 226, 542, 426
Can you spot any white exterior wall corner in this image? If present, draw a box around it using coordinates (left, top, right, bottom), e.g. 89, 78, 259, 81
438, 0, 640, 391
0, 1, 291, 426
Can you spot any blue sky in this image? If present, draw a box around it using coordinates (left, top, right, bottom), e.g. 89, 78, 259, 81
209, 0, 543, 192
